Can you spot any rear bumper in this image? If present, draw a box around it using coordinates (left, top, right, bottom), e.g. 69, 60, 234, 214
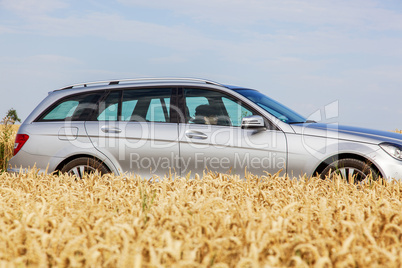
7, 167, 48, 175
7, 150, 60, 174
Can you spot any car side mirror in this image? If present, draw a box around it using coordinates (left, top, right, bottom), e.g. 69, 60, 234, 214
241, 115, 266, 129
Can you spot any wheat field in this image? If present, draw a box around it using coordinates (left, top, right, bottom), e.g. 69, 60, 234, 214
0, 170, 402, 267
0, 124, 19, 172
1, 127, 402, 267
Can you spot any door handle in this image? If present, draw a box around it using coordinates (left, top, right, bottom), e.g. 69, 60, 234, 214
185, 130, 208, 140
101, 126, 122, 133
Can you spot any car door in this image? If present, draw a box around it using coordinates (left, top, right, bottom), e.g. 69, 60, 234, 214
85, 87, 180, 178
178, 87, 287, 177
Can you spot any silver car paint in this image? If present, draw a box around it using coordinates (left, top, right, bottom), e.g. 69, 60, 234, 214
85, 121, 180, 178
286, 123, 402, 178
8, 121, 119, 174
178, 123, 287, 177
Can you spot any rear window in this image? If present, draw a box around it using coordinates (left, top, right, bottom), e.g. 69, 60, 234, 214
37, 93, 103, 121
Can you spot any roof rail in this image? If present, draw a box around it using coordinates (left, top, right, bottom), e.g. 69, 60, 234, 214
59, 77, 225, 90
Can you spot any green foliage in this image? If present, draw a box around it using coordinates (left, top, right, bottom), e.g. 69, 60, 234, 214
5, 108, 21, 124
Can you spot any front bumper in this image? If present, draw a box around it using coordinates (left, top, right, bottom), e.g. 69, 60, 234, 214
371, 148, 402, 181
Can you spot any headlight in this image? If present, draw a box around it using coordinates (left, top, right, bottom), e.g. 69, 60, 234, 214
379, 142, 402, 160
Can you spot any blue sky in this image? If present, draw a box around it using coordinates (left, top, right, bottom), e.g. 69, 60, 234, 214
1, 0, 402, 130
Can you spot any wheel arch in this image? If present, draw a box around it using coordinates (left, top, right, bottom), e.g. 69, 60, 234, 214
313, 153, 383, 178
55, 154, 112, 173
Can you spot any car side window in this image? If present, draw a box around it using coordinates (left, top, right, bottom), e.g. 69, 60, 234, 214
145, 98, 171, 122
38, 93, 102, 121
184, 88, 255, 127
96, 88, 172, 122
42, 101, 78, 120
221, 97, 253, 127
185, 96, 209, 120
123, 88, 171, 122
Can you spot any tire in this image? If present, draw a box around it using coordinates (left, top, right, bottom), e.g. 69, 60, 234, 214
320, 158, 379, 182
60, 157, 109, 179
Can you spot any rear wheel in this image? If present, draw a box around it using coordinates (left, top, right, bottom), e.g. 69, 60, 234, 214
320, 158, 379, 182
61, 157, 109, 179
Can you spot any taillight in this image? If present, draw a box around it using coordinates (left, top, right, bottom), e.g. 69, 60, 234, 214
14, 134, 29, 156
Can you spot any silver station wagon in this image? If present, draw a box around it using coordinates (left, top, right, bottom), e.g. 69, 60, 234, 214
8, 78, 402, 181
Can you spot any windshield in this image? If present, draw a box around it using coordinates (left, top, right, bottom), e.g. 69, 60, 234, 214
235, 89, 307, 124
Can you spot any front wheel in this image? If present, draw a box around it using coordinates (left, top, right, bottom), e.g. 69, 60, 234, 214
321, 158, 379, 182
61, 157, 109, 179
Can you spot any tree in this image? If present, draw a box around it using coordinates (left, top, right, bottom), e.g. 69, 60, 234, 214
5, 108, 21, 124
